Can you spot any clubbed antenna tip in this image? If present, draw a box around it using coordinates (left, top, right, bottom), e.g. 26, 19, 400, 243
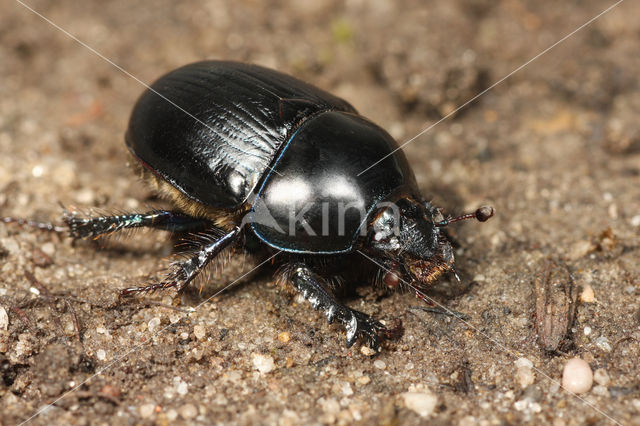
435, 205, 495, 227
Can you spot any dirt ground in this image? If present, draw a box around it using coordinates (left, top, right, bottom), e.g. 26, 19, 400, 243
1, 0, 639, 424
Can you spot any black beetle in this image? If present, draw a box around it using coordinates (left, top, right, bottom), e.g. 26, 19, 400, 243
9, 61, 493, 349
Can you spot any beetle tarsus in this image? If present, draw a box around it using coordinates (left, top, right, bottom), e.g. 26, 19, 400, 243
1, 216, 67, 233
289, 264, 392, 350
121, 226, 241, 296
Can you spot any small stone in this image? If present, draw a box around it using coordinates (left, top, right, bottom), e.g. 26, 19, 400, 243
176, 381, 188, 396
357, 375, 371, 385
631, 215, 640, 227
583, 326, 592, 336
165, 409, 178, 421
516, 366, 535, 388
360, 345, 376, 356
580, 285, 595, 303
593, 369, 610, 386
568, 240, 596, 260
562, 358, 593, 394
179, 403, 198, 419
402, 390, 437, 418
595, 336, 612, 352
96, 349, 106, 361
0, 306, 8, 330
74, 188, 95, 205
31, 164, 45, 177
514, 400, 528, 411
592, 385, 609, 396
99, 384, 121, 398
320, 397, 340, 415
373, 360, 386, 370
40, 242, 56, 257
515, 357, 533, 369
278, 331, 291, 343
193, 325, 206, 340
341, 382, 353, 396
1, 238, 20, 255
148, 317, 161, 332
251, 353, 275, 374
139, 403, 156, 418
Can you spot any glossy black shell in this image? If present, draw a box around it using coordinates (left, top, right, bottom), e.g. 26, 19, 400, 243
126, 61, 355, 208
126, 61, 420, 254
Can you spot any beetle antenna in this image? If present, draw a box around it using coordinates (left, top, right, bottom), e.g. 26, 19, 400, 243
435, 205, 494, 227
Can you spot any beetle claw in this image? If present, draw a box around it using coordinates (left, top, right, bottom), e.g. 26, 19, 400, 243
345, 310, 388, 351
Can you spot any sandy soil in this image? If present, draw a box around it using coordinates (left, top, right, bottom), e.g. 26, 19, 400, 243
1, 0, 639, 424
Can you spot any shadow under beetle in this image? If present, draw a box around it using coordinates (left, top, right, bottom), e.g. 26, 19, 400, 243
7, 61, 494, 350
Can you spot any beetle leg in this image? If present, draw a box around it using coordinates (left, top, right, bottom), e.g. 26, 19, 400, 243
121, 226, 241, 296
64, 210, 208, 239
288, 264, 390, 350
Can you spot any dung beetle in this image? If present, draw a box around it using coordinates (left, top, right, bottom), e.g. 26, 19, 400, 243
8, 61, 493, 349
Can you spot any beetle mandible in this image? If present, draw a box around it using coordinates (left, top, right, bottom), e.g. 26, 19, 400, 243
13, 61, 494, 349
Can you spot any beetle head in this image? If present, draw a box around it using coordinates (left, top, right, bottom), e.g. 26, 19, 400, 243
366, 198, 454, 291
366, 199, 493, 291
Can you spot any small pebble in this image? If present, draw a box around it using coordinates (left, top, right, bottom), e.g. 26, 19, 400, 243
148, 317, 161, 332
583, 326, 592, 336
1, 238, 20, 255
562, 358, 593, 394
165, 409, 178, 421
74, 188, 95, 204
593, 369, 610, 386
251, 353, 275, 374
320, 397, 340, 415
341, 382, 353, 396
139, 403, 156, 418
592, 385, 609, 396
630, 215, 640, 227
569, 240, 595, 260
357, 376, 371, 385
31, 164, 45, 178
40, 242, 56, 257
179, 403, 198, 419
515, 358, 535, 388
96, 349, 106, 361
278, 331, 291, 343
99, 384, 121, 398
402, 391, 437, 418
595, 336, 612, 352
373, 360, 386, 370
0, 306, 8, 330
580, 285, 595, 303
193, 325, 206, 340
515, 357, 533, 369
176, 381, 188, 396
360, 345, 376, 356
516, 366, 535, 388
